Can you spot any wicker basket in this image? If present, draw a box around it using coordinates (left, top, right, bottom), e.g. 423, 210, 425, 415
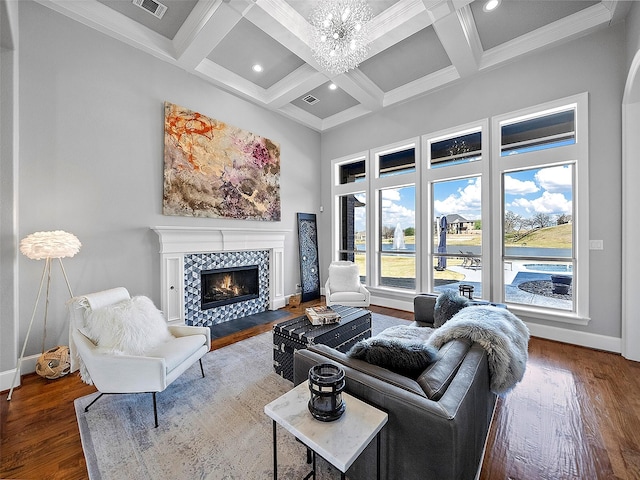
289, 293, 301, 307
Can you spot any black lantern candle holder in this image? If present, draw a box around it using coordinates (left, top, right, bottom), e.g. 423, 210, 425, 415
308, 363, 346, 422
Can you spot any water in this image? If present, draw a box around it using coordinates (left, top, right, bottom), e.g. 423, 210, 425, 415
355, 243, 569, 257
524, 264, 573, 273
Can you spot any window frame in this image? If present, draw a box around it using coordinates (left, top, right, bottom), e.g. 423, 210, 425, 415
370, 139, 420, 291
490, 92, 589, 324
329, 94, 589, 325
332, 152, 369, 279
422, 120, 490, 297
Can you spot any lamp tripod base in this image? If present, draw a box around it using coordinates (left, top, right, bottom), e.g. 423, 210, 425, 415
7, 258, 73, 401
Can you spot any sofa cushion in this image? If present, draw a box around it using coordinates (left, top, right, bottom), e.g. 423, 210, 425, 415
347, 337, 439, 374
307, 344, 428, 397
434, 290, 469, 328
145, 334, 207, 373
328, 291, 366, 303
417, 338, 472, 400
328, 262, 361, 292
84, 296, 174, 355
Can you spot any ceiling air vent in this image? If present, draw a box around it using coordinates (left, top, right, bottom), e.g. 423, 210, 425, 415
132, 0, 168, 19
302, 95, 319, 105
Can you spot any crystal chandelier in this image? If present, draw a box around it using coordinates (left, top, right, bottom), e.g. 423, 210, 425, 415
309, 0, 373, 75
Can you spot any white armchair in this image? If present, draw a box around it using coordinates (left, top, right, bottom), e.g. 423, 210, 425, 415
68, 287, 210, 427
324, 261, 370, 308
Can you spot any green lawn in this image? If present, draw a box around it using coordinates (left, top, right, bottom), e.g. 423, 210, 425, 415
353, 224, 570, 281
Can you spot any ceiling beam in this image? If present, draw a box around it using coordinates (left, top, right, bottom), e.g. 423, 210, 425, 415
334, 69, 385, 111
265, 65, 328, 109
480, 2, 614, 71
432, 5, 481, 78
174, 0, 243, 70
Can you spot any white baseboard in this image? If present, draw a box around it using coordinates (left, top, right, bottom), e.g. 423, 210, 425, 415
370, 296, 413, 313
369, 295, 623, 354
0, 354, 38, 393
272, 296, 287, 310
525, 322, 621, 353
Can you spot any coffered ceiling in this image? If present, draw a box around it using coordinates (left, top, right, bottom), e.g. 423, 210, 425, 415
36, 0, 630, 131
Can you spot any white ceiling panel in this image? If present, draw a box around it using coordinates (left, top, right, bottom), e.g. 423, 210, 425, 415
34, 0, 628, 131
207, 17, 306, 90
359, 25, 451, 92
471, 0, 601, 51
291, 82, 360, 119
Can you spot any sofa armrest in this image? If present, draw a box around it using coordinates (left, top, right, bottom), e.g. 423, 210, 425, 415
413, 293, 437, 327
324, 278, 332, 298
358, 284, 371, 304
169, 325, 211, 349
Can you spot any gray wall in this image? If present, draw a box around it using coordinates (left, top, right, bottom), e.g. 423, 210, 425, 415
627, 2, 640, 69
320, 23, 627, 339
1, 1, 320, 374
0, 0, 17, 371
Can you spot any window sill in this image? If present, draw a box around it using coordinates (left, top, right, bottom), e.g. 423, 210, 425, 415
507, 304, 590, 326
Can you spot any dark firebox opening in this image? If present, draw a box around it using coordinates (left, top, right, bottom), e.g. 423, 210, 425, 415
201, 265, 259, 310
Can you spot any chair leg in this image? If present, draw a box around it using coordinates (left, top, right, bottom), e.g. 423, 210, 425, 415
199, 358, 205, 378
84, 393, 105, 413
152, 392, 158, 428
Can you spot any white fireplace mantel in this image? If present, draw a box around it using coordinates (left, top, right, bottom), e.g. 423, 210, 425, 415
152, 226, 289, 323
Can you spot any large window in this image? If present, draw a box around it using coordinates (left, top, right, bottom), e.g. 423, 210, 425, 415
374, 144, 417, 290
432, 177, 482, 296
333, 155, 368, 281
502, 166, 574, 310
379, 185, 416, 289
493, 93, 588, 321
331, 94, 588, 323
425, 123, 487, 299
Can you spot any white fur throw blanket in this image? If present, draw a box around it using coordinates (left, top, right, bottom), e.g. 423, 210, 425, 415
427, 305, 530, 395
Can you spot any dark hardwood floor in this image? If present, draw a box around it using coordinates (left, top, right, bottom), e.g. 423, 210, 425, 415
2, 302, 640, 479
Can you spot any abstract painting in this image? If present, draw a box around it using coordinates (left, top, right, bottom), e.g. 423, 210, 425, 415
163, 102, 281, 221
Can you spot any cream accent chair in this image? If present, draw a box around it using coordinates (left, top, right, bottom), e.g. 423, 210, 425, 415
68, 287, 211, 427
324, 261, 370, 308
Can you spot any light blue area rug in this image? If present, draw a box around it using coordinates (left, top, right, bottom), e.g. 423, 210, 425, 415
75, 313, 408, 480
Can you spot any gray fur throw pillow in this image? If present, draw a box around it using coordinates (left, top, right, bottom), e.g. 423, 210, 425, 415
347, 337, 439, 373
434, 290, 469, 328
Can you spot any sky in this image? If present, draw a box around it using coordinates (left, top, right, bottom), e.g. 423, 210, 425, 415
352, 164, 573, 233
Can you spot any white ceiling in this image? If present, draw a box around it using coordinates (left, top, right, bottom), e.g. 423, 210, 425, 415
36, 0, 631, 131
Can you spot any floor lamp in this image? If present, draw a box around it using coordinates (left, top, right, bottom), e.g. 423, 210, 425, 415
7, 230, 81, 401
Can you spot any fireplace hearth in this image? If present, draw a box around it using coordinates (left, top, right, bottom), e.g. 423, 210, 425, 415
201, 265, 259, 310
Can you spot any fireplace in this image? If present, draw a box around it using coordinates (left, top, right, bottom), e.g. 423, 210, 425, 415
153, 226, 287, 325
201, 265, 260, 310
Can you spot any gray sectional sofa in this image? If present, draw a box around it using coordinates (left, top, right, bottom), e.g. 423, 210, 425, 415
293, 293, 499, 480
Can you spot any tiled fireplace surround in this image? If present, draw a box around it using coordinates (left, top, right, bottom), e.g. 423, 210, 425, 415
153, 227, 287, 326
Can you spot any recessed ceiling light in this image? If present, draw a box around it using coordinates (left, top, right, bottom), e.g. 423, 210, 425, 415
329, 83, 337, 90
252, 64, 263, 73
483, 0, 500, 12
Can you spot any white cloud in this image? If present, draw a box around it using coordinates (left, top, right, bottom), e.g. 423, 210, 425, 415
434, 178, 481, 219
381, 189, 401, 201
536, 165, 572, 192
378, 188, 415, 229
512, 191, 572, 214
382, 201, 415, 229
504, 175, 539, 195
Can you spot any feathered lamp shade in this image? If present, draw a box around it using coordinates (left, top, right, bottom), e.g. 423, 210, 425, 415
20, 230, 81, 260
